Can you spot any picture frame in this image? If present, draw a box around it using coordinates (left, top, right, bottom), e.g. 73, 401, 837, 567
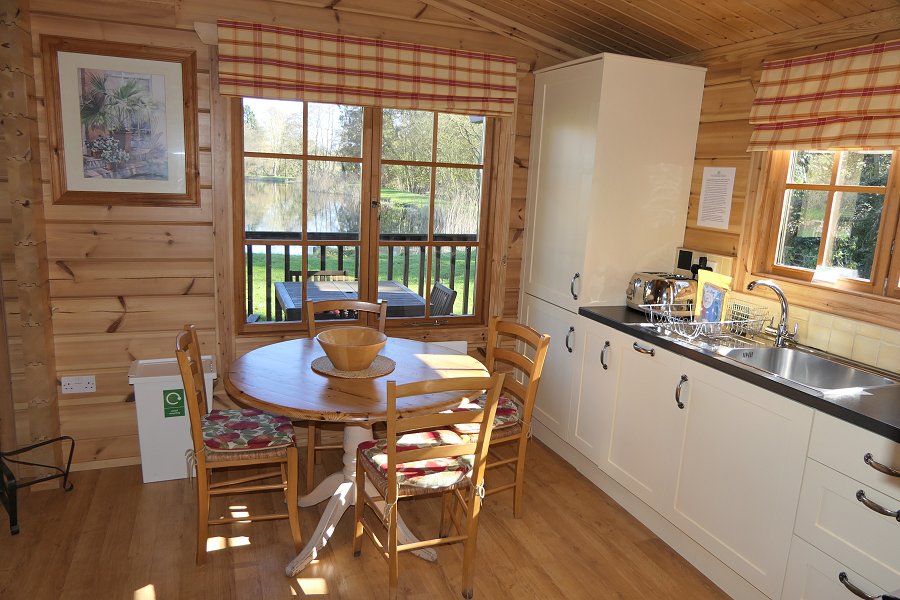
41, 36, 199, 207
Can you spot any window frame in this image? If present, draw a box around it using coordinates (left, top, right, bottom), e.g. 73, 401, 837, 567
761, 149, 900, 297
740, 150, 900, 326
230, 98, 497, 335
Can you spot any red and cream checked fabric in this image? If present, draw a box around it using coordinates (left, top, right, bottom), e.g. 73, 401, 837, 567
216, 20, 517, 116
358, 430, 474, 495
748, 39, 900, 151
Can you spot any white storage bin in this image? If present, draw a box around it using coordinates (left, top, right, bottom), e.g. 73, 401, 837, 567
128, 356, 216, 483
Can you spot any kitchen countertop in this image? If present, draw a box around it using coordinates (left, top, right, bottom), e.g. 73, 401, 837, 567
579, 305, 900, 443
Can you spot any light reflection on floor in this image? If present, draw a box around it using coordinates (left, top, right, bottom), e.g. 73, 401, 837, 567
288, 576, 329, 597
133, 584, 156, 600
206, 536, 251, 552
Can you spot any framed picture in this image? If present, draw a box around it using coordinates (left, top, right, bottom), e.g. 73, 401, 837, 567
41, 36, 199, 206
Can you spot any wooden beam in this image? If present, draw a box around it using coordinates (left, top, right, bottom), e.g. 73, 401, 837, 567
210, 48, 235, 375
421, 0, 586, 62
0, 0, 61, 473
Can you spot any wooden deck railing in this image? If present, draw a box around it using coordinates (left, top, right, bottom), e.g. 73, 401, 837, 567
244, 233, 478, 322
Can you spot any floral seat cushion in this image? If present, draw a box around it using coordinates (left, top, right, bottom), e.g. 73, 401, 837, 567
449, 393, 522, 436
358, 430, 473, 494
201, 408, 296, 451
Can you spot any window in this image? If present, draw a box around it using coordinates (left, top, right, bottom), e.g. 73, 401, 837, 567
235, 98, 492, 329
760, 149, 900, 298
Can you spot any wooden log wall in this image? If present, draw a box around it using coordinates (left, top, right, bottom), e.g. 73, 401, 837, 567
678, 13, 900, 261
0, 0, 544, 469
1, 0, 61, 476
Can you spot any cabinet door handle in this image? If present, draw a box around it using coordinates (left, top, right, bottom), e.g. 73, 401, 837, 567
838, 572, 879, 600
675, 374, 688, 409
632, 342, 655, 357
855, 490, 899, 519
570, 273, 580, 300
565, 326, 575, 353
600, 341, 610, 370
864, 453, 900, 478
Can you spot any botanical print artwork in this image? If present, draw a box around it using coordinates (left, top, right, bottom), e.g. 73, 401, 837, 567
78, 68, 169, 181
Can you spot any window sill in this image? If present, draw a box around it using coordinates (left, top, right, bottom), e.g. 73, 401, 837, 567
736, 271, 899, 328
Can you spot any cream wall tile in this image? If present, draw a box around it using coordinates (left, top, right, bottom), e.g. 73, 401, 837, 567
808, 311, 834, 331
882, 327, 900, 346
805, 325, 831, 352
856, 322, 885, 340
791, 306, 810, 321
851, 336, 880, 366
831, 317, 858, 334
875, 343, 900, 373
827, 329, 854, 359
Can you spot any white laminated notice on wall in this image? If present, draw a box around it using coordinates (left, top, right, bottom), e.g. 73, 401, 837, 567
697, 167, 736, 230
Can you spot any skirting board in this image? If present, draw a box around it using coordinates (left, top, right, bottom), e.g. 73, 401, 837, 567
531, 420, 770, 600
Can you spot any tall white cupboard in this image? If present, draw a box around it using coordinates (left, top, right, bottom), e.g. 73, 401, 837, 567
521, 53, 706, 451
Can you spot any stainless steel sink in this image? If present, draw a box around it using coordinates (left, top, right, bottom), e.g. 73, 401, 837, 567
717, 347, 897, 392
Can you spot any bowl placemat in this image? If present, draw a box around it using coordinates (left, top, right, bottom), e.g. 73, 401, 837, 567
311, 355, 396, 379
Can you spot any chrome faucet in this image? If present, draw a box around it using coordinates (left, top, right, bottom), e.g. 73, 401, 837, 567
747, 279, 794, 347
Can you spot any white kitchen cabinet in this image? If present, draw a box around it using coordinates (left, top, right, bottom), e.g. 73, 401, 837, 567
788, 412, 900, 594
522, 294, 581, 440
604, 335, 686, 510
794, 459, 900, 592
570, 318, 625, 464
670, 361, 814, 599
523, 53, 705, 312
782, 536, 889, 600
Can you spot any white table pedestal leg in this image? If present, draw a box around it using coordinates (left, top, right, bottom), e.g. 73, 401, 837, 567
286, 423, 436, 577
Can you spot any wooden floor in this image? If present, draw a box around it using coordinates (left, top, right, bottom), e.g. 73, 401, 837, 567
0, 441, 728, 600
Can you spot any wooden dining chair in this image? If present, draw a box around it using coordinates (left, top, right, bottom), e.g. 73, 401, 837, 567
353, 373, 504, 600
430, 282, 457, 316
450, 316, 550, 517
175, 325, 302, 564
304, 299, 388, 492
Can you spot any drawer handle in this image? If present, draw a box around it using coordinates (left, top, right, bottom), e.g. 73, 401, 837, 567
675, 374, 688, 409
570, 272, 580, 300
838, 572, 879, 600
565, 326, 575, 353
855, 490, 899, 519
600, 341, 610, 370
864, 453, 900, 478
632, 342, 655, 357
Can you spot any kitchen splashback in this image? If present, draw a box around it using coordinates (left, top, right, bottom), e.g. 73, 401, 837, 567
729, 291, 900, 373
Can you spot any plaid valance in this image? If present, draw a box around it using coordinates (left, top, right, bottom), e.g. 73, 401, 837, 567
748, 39, 900, 151
216, 20, 517, 116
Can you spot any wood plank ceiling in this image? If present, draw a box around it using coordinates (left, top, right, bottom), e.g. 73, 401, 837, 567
422, 0, 900, 61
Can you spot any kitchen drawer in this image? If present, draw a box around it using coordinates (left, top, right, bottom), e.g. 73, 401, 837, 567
782, 535, 888, 600
795, 458, 900, 592
809, 412, 900, 499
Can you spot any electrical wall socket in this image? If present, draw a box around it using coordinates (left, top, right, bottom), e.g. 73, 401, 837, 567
61, 375, 96, 394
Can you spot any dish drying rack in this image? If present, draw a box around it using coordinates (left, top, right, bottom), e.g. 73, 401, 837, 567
641, 299, 771, 346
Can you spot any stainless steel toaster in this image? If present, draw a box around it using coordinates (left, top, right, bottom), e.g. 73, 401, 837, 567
625, 272, 696, 315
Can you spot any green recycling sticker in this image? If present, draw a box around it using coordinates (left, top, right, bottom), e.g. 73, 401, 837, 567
163, 388, 186, 418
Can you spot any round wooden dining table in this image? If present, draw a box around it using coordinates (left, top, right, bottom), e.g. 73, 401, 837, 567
224, 336, 488, 577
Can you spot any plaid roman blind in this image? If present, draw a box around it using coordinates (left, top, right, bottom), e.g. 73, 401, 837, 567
748, 39, 900, 151
216, 20, 517, 116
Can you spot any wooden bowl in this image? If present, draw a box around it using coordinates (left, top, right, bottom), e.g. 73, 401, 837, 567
316, 326, 387, 371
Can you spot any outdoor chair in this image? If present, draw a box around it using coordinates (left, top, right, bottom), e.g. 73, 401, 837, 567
430, 282, 457, 316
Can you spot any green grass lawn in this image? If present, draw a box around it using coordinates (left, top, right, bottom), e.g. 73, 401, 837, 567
246, 245, 477, 321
